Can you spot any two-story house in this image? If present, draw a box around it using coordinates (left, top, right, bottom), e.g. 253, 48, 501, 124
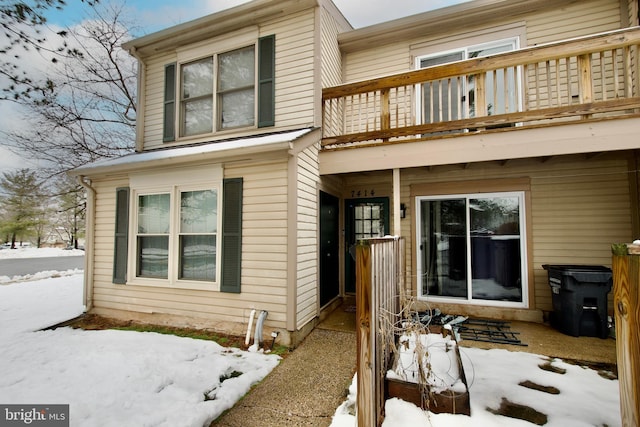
71, 0, 640, 347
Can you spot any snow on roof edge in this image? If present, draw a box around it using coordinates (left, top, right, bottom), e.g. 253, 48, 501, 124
71, 128, 315, 175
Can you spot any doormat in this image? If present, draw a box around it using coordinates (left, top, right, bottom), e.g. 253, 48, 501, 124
456, 318, 527, 346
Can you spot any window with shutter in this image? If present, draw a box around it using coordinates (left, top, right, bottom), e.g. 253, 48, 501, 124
161, 34, 275, 141
125, 166, 228, 291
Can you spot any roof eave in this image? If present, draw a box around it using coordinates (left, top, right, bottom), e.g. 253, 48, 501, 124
69, 128, 319, 178
122, 0, 318, 57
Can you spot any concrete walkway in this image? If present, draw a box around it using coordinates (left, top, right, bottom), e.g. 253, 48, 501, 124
211, 327, 356, 427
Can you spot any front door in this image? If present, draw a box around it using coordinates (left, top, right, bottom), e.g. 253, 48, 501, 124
319, 191, 340, 307
345, 197, 390, 293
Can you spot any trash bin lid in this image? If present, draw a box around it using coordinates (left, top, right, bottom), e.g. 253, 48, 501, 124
542, 264, 611, 273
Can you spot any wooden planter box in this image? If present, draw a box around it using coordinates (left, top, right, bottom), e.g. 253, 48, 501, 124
385, 326, 471, 415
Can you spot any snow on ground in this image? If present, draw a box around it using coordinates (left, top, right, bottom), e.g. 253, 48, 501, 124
0, 250, 280, 427
0, 247, 85, 284
0, 246, 85, 259
0, 249, 622, 427
331, 343, 621, 427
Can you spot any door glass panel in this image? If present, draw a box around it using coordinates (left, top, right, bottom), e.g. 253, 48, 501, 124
419, 193, 525, 305
470, 196, 522, 302
468, 42, 516, 117
354, 203, 385, 241
420, 198, 467, 298
420, 52, 464, 124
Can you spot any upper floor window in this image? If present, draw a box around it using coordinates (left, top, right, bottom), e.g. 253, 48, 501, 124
218, 46, 255, 129
163, 35, 275, 142
416, 38, 520, 125
182, 57, 214, 136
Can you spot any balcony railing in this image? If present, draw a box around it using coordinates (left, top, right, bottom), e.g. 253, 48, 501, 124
321, 27, 640, 150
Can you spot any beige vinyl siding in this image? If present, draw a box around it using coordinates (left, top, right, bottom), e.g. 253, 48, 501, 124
379, 154, 632, 314
344, 44, 410, 84
342, 0, 623, 84
525, 0, 621, 45
530, 160, 631, 311
140, 8, 317, 151
142, 52, 176, 151
320, 5, 345, 88
261, 9, 317, 129
629, 0, 640, 26
296, 143, 320, 328
89, 160, 291, 330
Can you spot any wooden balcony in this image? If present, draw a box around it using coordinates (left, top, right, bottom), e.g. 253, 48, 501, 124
321, 27, 640, 151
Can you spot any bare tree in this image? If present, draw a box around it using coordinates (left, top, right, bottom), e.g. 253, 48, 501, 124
53, 174, 86, 248
3, 1, 136, 176
1, 0, 96, 100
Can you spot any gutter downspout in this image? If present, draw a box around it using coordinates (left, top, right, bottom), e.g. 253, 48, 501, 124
77, 175, 96, 312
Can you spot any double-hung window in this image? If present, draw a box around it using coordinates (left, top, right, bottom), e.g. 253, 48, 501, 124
137, 193, 171, 278
179, 189, 217, 281
163, 34, 275, 141
113, 167, 243, 292
218, 46, 255, 129
135, 186, 219, 285
182, 58, 214, 136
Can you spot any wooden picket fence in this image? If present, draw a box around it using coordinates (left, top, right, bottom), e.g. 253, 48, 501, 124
355, 236, 405, 427
611, 243, 640, 427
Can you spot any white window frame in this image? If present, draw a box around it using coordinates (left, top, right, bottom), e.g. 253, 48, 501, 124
415, 37, 522, 125
415, 191, 529, 308
127, 167, 223, 291
177, 45, 257, 138
174, 28, 260, 139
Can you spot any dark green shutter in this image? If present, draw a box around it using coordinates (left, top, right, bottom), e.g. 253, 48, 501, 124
163, 63, 176, 142
113, 187, 130, 284
220, 178, 243, 293
257, 35, 275, 128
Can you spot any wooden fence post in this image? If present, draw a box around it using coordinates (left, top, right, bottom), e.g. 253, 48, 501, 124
611, 243, 640, 427
356, 242, 375, 427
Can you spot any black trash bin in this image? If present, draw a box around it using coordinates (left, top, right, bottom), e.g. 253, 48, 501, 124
542, 264, 612, 339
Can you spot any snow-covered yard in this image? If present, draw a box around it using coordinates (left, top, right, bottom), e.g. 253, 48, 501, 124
0, 248, 622, 426
0, 249, 280, 427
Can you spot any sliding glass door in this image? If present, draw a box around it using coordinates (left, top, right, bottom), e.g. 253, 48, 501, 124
417, 192, 526, 306
416, 38, 520, 125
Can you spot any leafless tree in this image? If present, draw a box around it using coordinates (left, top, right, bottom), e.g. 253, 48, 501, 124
1, 0, 96, 100
3, 1, 137, 176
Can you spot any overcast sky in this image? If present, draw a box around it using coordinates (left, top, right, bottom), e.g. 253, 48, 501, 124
45, 0, 472, 33
0, 0, 471, 175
